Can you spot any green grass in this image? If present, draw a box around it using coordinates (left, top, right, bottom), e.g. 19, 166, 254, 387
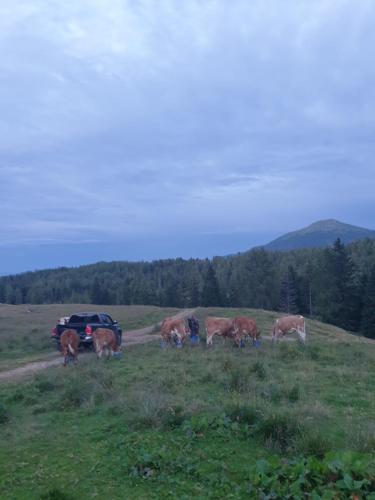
0, 304, 179, 371
0, 307, 374, 498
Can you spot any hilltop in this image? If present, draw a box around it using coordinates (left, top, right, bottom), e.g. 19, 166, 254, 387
264, 219, 375, 251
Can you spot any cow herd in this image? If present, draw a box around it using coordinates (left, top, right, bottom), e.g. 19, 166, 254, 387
60, 314, 306, 366
160, 314, 306, 348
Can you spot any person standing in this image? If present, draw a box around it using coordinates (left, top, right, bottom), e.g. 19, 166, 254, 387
188, 315, 200, 345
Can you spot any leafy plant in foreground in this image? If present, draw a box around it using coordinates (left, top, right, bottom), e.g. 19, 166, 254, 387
248, 452, 375, 498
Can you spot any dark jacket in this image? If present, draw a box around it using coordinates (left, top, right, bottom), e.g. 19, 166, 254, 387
188, 316, 199, 336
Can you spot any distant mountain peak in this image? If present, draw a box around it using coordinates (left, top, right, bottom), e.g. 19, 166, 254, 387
264, 219, 375, 251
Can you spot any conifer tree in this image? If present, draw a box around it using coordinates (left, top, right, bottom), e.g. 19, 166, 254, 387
320, 239, 361, 330
360, 266, 375, 338
201, 263, 222, 307
279, 265, 299, 314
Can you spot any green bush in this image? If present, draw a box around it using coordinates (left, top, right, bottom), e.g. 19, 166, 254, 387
248, 452, 375, 498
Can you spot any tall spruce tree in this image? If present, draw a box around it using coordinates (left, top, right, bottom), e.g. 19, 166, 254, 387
201, 263, 222, 306
279, 265, 299, 314
320, 239, 361, 331
360, 266, 375, 338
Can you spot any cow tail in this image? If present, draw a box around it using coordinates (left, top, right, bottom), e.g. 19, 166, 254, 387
68, 343, 75, 355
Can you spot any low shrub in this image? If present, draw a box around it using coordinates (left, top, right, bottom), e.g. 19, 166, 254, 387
248, 452, 375, 498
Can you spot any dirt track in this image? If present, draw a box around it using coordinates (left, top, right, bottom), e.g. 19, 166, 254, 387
0, 309, 195, 384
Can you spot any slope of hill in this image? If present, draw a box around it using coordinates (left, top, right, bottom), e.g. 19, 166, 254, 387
264, 219, 375, 251
0, 307, 374, 498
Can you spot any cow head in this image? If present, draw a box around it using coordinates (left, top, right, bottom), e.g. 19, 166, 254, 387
297, 329, 306, 343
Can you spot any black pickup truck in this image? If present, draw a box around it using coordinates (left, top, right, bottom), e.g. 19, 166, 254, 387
51, 312, 122, 350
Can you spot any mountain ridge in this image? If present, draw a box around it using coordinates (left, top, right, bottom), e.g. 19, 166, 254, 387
263, 219, 375, 251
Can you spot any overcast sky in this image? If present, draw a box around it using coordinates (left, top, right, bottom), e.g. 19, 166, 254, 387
1, 0, 375, 273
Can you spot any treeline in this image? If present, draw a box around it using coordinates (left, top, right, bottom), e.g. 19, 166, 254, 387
1, 239, 375, 337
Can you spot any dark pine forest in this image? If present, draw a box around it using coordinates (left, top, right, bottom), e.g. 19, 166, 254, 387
1, 238, 375, 338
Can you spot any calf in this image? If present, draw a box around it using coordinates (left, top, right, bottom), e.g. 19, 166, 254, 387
272, 315, 306, 343
205, 317, 234, 346
60, 329, 79, 366
232, 316, 260, 346
161, 317, 188, 346
93, 328, 120, 359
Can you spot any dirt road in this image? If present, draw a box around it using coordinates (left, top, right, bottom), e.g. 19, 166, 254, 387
0, 309, 196, 384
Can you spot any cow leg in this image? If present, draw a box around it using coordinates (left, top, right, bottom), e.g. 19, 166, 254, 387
95, 340, 101, 359
97, 346, 103, 359
297, 328, 306, 343
206, 332, 214, 346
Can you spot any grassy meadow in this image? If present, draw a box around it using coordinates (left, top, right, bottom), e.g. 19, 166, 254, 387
0, 307, 374, 498
0, 304, 178, 371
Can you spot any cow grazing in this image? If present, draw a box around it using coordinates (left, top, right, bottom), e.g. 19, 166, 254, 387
272, 315, 306, 343
233, 316, 260, 346
205, 317, 234, 346
161, 317, 188, 346
60, 329, 79, 366
93, 328, 120, 359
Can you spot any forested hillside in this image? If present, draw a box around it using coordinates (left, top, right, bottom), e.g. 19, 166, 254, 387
1, 238, 375, 337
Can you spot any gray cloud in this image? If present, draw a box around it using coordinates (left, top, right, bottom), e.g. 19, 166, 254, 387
1, 0, 375, 261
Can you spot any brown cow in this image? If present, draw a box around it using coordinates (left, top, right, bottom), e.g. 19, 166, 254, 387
60, 329, 79, 366
205, 317, 234, 346
161, 317, 188, 346
272, 315, 306, 343
232, 316, 260, 346
93, 328, 120, 359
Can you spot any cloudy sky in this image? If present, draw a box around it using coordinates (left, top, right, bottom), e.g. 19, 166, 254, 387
1, 0, 375, 273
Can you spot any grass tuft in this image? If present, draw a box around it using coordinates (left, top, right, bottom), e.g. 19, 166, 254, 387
0, 400, 9, 424
40, 489, 74, 500
257, 410, 301, 451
